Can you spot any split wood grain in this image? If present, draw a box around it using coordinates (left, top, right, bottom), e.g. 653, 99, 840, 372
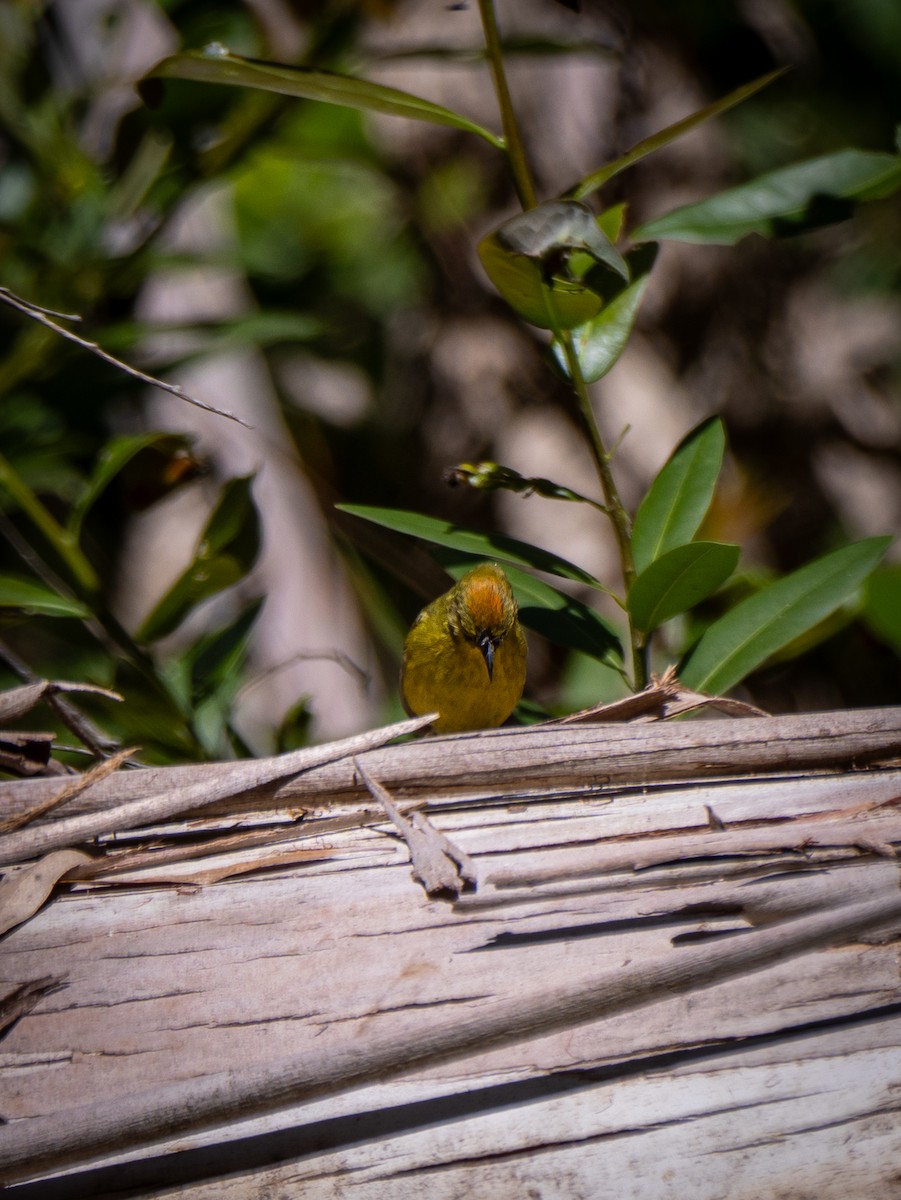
2, 873, 900, 1183
1, 707, 899, 826
1, 708, 900, 1196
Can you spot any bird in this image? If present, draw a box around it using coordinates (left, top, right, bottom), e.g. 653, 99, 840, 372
401, 562, 527, 733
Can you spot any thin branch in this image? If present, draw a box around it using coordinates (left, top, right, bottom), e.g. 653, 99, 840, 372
0, 641, 124, 758
0, 287, 251, 429
0, 746, 136, 836
239, 650, 372, 697
357, 757, 476, 897
477, 0, 538, 209
0, 715, 434, 867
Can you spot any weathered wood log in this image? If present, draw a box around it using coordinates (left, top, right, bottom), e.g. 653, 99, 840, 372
1, 709, 900, 1196
1, 707, 899, 824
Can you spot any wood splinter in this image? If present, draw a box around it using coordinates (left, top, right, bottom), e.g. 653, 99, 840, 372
354, 757, 477, 897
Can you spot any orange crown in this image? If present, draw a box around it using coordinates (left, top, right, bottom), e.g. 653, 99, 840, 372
464, 574, 509, 630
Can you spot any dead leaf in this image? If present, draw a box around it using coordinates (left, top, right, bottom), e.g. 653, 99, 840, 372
0, 849, 94, 936
0, 681, 121, 723
553, 669, 767, 725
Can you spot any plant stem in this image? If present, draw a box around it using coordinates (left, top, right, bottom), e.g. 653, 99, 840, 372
477, 0, 647, 690
0, 450, 101, 598
477, 0, 538, 210
0, 450, 208, 755
557, 331, 648, 690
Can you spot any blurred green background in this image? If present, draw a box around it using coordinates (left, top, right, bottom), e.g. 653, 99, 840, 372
0, 0, 898, 764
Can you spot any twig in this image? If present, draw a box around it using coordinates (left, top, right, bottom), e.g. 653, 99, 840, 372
239, 650, 371, 697
0, 644, 124, 758
356, 757, 477, 896
0, 746, 136, 836
0, 715, 434, 866
0, 286, 251, 429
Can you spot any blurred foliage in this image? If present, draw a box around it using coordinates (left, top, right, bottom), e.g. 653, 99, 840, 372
0, 0, 898, 773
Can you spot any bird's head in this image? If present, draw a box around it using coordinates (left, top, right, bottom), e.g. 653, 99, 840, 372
450, 563, 519, 681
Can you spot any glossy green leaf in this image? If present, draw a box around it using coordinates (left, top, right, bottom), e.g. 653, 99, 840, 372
478, 242, 603, 330
201, 475, 261, 560
633, 149, 901, 244
140, 48, 504, 149
137, 476, 261, 642
571, 68, 786, 200
680, 536, 892, 694
0, 575, 89, 618
438, 552, 623, 667
337, 505, 609, 591
597, 202, 627, 242
628, 542, 739, 633
138, 558, 247, 645
68, 433, 194, 541
632, 418, 726, 574
478, 200, 629, 330
552, 243, 658, 382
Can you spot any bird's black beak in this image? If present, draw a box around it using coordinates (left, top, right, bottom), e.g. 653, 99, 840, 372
477, 633, 495, 681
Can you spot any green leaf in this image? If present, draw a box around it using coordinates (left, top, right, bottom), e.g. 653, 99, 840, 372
632, 418, 726, 574
0, 575, 89, 618
138, 558, 247, 644
140, 48, 504, 149
478, 200, 629, 331
105, 312, 323, 360
478, 240, 603, 330
680, 537, 892, 694
275, 698, 314, 753
597, 202, 627, 242
437, 552, 623, 667
201, 475, 261, 560
338, 504, 609, 591
863, 565, 901, 655
628, 542, 739, 633
137, 476, 261, 642
68, 433, 194, 541
187, 599, 264, 705
552, 243, 658, 382
571, 68, 786, 200
633, 148, 901, 244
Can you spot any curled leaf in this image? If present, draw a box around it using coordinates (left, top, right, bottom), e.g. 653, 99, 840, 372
0, 849, 94, 936
479, 200, 629, 330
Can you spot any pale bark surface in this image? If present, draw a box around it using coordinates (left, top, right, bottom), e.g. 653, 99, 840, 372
1, 708, 900, 1197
